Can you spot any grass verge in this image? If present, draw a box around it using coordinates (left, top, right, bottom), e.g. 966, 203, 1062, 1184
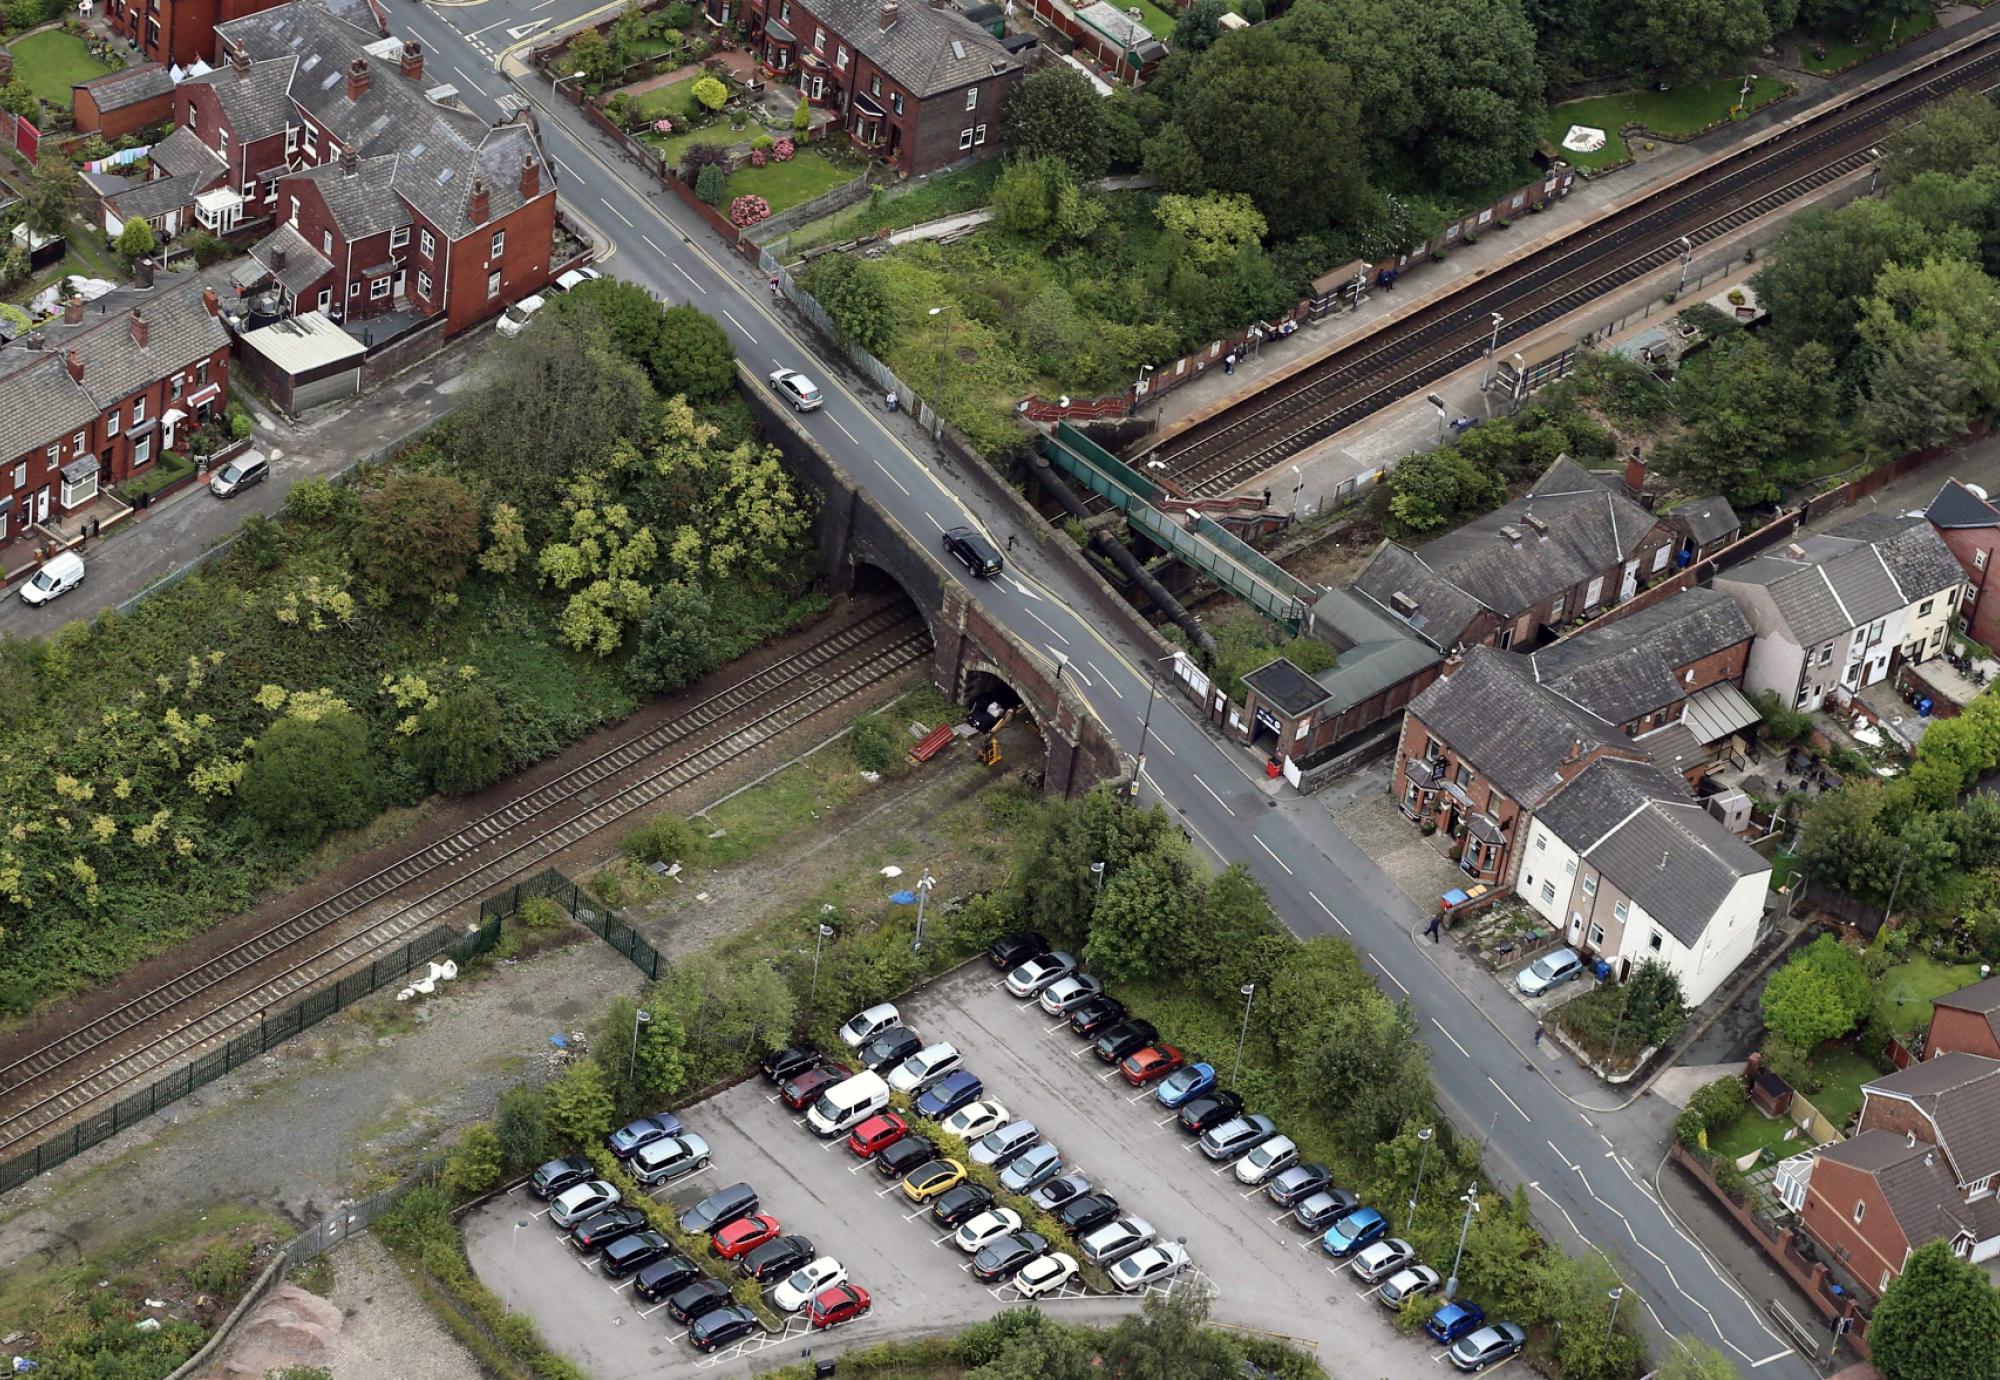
1542, 77, 1787, 170
1802, 9, 1936, 73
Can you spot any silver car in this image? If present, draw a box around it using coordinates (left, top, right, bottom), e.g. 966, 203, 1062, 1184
1377, 1264, 1442, 1310
631, 1133, 711, 1186
1004, 951, 1078, 997
1109, 1241, 1189, 1292
999, 1141, 1064, 1193
968, 1119, 1040, 1168
1038, 973, 1105, 1015
1078, 1214, 1155, 1266
1199, 1113, 1277, 1160
1517, 946, 1586, 996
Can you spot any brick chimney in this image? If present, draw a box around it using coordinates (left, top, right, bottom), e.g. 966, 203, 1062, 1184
271, 246, 287, 271
62, 295, 82, 324
879, 0, 897, 24
128, 307, 148, 349
469, 176, 489, 225
202, 286, 221, 318
340, 147, 358, 176
520, 152, 540, 200
399, 39, 423, 80
63, 349, 83, 383
346, 56, 370, 102
1624, 446, 1648, 496
231, 46, 251, 78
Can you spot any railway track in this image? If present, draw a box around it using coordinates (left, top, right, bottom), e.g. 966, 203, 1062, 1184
1141, 25, 2000, 498
0, 605, 931, 1156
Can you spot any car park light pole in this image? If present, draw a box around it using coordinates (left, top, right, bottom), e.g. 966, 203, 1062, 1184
1676, 236, 1693, 296
510, 1217, 529, 1294
1445, 1184, 1480, 1299
810, 916, 835, 1013
1604, 1286, 1625, 1348
1231, 983, 1256, 1086
912, 870, 936, 952
628, 1006, 651, 1086
1090, 861, 1106, 892
1406, 1126, 1434, 1233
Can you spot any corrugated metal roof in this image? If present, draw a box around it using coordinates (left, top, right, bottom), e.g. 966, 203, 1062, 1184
239, 310, 367, 372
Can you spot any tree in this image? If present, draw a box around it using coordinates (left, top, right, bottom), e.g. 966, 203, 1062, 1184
692, 75, 727, 111
564, 27, 616, 84
240, 708, 375, 843
793, 96, 810, 133
1171, 0, 1230, 51
1188, 862, 1287, 1003
1761, 934, 1873, 1049
479, 502, 529, 576
596, 994, 693, 1107
1754, 200, 1936, 360
1293, 992, 1432, 1148
1097, 1284, 1243, 1377
114, 217, 157, 259
442, 1122, 502, 1197
666, 956, 797, 1074
1082, 844, 1202, 981
1656, 1338, 1743, 1380
805, 254, 894, 356
1868, 327, 1977, 452
493, 1085, 548, 1171
1870, 1239, 2000, 1380
1860, 256, 2000, 413
695, 161, 726, 206
353, 472, 481, 609
1611, 0, 1772, 83
21, 151, 77, 237
653, 304, 735, 401
1000, 65, 1110, 179
408, 684, 507, 794
1613, 959, 1690, 1047
1387, 446, 1507, 536
547, 277, 664, 367
1657, 336, 1835, 505
1017, 790, 1181, 944
1263, 937, 1375, 1066
1153, 192, 1267, 266
992, 157, 1105, 245
0, 80, 35, 119
626, 581, 716, 694
1885, 89, 2000, 189
543, 1057, 618, 1145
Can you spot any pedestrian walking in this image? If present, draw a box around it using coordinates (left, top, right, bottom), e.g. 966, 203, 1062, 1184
769, 274, 780, 295
1425, 912, 1443, 943
1533, 1023, 1545, 1048
1005, 533, 1016, 552
885, 389, 898, 413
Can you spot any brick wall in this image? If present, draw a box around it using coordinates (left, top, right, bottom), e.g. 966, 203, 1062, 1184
1800, 1157, 1909, 1297
1926, 1007, 2000, 1061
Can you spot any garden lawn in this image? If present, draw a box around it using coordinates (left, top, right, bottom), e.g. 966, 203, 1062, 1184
631, 76, 701, 123
1878, 957, 1983, 1035
1809, 1047, 1883, 1131
1802, 8, 1936, 74
786, 158, 1001, 250
8, 29, 111, 106
724, 148, 862, 214
1129, 0, 1175, 38
1707, 1108, 1805, 1163
1542, 77, 1788, 171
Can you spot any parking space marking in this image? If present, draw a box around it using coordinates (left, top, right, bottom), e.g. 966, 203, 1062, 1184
1241, 1185, 1268, 1200
1045, 1018, 1073, 1034
1099, 1067, 1124, 1082
848, 1159, 875, 1174
530, 1207, 550, 1220
1156, 1112, 1181, 1127
637, 1300, 671, 1318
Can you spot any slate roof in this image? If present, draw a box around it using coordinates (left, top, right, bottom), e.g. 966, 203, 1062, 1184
1530, 588, 1751, 725
1865, 1053, 2000, 1187
1821, 1130, 1981, 1249
106, 173, 201, 222
1722, 517, 1964, 646
806, 0, 1019, 97
1406, 646, 1635, 806
1568, 784, 1769, 947
0, 354, 101, 468
75, 62, 174, 111
150, 125, 227, 183
292, 155, 405, 238
249, 222, 334, 296
1307, 585, 1444, 706
1350, 541, 1485, 650
183, 56, 299, 142
1533, 756, 1687, 846
54, 286, 230, 406
1666, 496, 1740, 547
1933, 975, 2000, 1056
1243, 658, 1329, 717
1929, 479, 2000, 531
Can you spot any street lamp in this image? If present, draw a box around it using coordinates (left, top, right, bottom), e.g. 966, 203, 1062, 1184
1231, 983, 1256, 1086
627, 1007, 651, 1086
912, 869, 937, 952
1867, 146, 1884, 194
510, 1217, 529, 1294
552, 68, 585, 98
1129, 652, 1179, 799
1445, 1184, 1480, 1299
1406, 1127, 1434, 1234
1090, 861, 1106, 892
1676, 235, 1693, 296
1480, 311, 1503, 390
810, 916, 835, 1012
1289, 464, 1304, 520
1605, 1286, 1625, 1349
1737, 71, 1757, 117
928, 305, 953, 437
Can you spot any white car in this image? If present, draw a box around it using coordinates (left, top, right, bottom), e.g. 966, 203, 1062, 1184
496, 293, 546, 337
1014, 1251, 1079, 1299
771, 1256, 846, 1312
839, 1002, 900, 1048
1038, 973, 1105, 1015
1004, 950, 1078, 998
554, 266, 603, 291
1517, 946, 1587, 997
954, 1207, 1023, 1254
942, 1099, 1010, 1141
887, 1042, 962, 1094
547, 1179, 620, 1228
1234, 1134, 1299, 1186
1377, 1264, 1443, 1311
1109, 1241, 1190, 1293
768, 366, 823, 411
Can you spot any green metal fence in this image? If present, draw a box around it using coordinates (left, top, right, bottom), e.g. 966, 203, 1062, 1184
481, 867, 667, 982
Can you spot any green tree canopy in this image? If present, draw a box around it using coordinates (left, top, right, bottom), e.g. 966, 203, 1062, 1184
1000, 65, 1110, 178
543, 1057, 617, 1145
114, 217, 157, 259
1083, 844, 1203, 981
1292, 991, 1432, 1149
1754, 199, 1948, 362
626, 581, 717, 694
1870, 1239, 2000, 1380
353, 472, 482, 610
22, 151, 78, 237
1884, 89, 2000, 190
1612, 0, 1773, 82
652, 304, 737, 401
1761, 934, 1872, 1049
240, 707, 376, 843
1171, 0, 1230, 52
1386, 446, 1508, 537
1656, 337, 1835, 505
408, 684, 508, 795
806, 253, 894, 356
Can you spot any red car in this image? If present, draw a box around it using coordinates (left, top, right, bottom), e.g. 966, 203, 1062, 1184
782, 1060, 853, 1110
847, 1112, 908, 1159
1120, 1044, 1186, 1086
712, 1213, 782, 1260
807, 1282, 873, 1330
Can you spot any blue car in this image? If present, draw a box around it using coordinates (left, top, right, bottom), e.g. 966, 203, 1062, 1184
915, 1069, 984, 1121
1426, 1300, 1487, 1346
1155, 1062, 1216, 1109
1321, 1206, 1387, 1259
608, 1111, 684, 1160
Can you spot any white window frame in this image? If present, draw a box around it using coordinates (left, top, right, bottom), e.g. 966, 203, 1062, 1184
60, 467, 97, 509
11, 463, 24, 489
1540, 880, 1555, 905
486, 269, 501, 299
420, 228, 436, 258
132, 398, 145, 425
390, 225, 410, 249
322, 230, 333, 255
417, 269, 433, 298
1649, 929, 1664, 952
1613, 899, 1630, 923
814, 25, 825, 51
966, 85, 978, 109
44, 443, 59, 467
1587, 921, 1604, 947
105, 409, 120, 438
836, 44, 847, 68
289, 196, 300, 228
490, 230, 505, 259
1652, 544, 1670, 572
1854, 1201, 1865, 1224
958, 127, 974, 150
316, 287, 332, 311
1581, 874, 1597, 896
370, 277, 391, 300
974, 123, 987, 145
132, 436, 152, 467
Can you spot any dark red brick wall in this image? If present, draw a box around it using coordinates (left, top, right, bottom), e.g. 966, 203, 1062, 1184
1800, 1158, 1911, 1295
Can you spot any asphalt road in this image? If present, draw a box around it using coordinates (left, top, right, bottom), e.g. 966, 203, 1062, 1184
361, 3, 1817, 1369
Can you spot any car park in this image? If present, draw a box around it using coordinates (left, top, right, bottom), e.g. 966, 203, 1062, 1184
940, 1099, 1010, 1142
1265, 1162, 1332, 1209
1200, 1113, 1278, 1161
1376, 1265, 1442, 1311
987, 931, 1048, 969
600, 1230, 672, 1278
681, 1183, 759, 1235
548, 1180, 620, 1228
689, 1304, 761, 1352
1294, 1189, 1360, 1232
608, 1112, 684, 1161
1004, 951, 1078, 998
1079, 1215, 1155, 1267
1054, 1192, 1121, 1235
1029, 1171, 1091, 1213
806, 1282, 872, 1330
1067, 996, 1126, 1037
901, 1158, 968, 1202
1233, 1134, 1299, 1185
1093, 1019, 1159, 1063
886, 1042, 962, 1095
967, 1119, 1039, 1168
1351, 1237, 1417, 1284
713, 1213, 782, 1260
741, 1234, 815, 1283
875, 1135, 937, 1180
941, 525, 1004, 578
953, 1207, 1023, 1253
1110, 1241, 1189, 1292
1178, 1091, 1245, 1135
1038, 973, 1106, 1015
913, 1070, 984, 1121
845, 1113, 908, 1159
1517, 946, 1586, 997
1427, 1301, 1488, 1346
631, 1133, 712, 1186
666, 1279, 733, 1326
529, 1156, 593, 1200
1322, 1207, 1389, 1259
781, 1061, 852, 1110
209, 453, 269, 498
766, 366, 824, 412
570, 1207, 647, 1253
1015, 1251, 1079, 1299
1120, 1044, 1185, 1085
633, 1254, 703, 1302
839, 1003, 901, 1048
1155, 1063, 1216, 1109
858, 1026, 922, 1072
998, 1141, 1063, 1194
762, 1047, 820, 1083
970, 1231, 1050, 1283
930, 1183, 996, 1228
1450, 1322, 1527, 1371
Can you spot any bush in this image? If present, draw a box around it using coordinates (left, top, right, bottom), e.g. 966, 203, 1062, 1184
691, 75, 727, 111
1675, 1106, 1709, 1148
494, 1085, 549, 1171
848, 713, 899, 773
773, 137, 795, 161
728, 194, 771, 227
230, 409, 253, 440
408, 685, 509, 795
544, 1057, 617, 1146
283, 474, 341, 524
237, 514, 286, 571
793, 97, 810, 133
241, 708, 376, 844
177, 229, 233, 267
751, 133, 775, 152
113, 217, 156, 259
189, 1241, 252, 1293
520, 896, 565, 931
627, 581, 716, 693
622, 811, 699, 868
1689, 1076, 1747, 1129
695, 162, 726, 207
442, 1122, 503, 1198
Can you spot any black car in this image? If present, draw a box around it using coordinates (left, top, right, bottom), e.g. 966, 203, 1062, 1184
1068, 995, 1127, 1037
971, 1230, 1050, 1282
633, 1254, 703, 1302
1178, 1091, 1246, 1135
931, 1183, 997, 1228
1266, 1162, 1333, 1209
529, 1155, 593, 1200
1294, 1188, 1361, 1231
968, 685, 1023, 733
1055, 1192, 1122, 1235
601, 1230, 672, 1278
761, 1046, 820, 1083
689, 1303, 761, 1352
987, 930, 1050, 970
741, 1233, 815, 1283
859, 1025, 923, 1073
681, 1182, 759, 1235
570, 1206, 647, 1253
667, 1278, 733, 1325
876, 1134, 937, 1179
942, 525, 1004, 578
1094, 1019, 1160, 1063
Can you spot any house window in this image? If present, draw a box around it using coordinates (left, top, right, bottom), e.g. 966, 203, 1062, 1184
304, 126, 317, 157
370, 277, 391, 300
1649, 930, 1664, 952
1613, 899, 1630, 922
1796, 685, 1812, 707
814, 26, 825, 51
322, 230, 333, 255
60, 466, 96, 509
170, 376, 183, 400
870, 75, 881, 96
1534, 833, 1546, 851
289, 196, 300, 227
1581, 874, 1597, 896
1920, 598, 1935, 616
133, 436, 151, 467
487, 270, 501, 299
1540, 880, 1555, 905
262, 177, 277, 200
11, 464, 23, 489
975, 124, 987, 145
1979, 549, 1990, 571
44, 444, 59, 467
1854, 1201, 1865, 1224
1933, 626, 1947, 647
891, 93, 903, 114
836, 44, 847, 67
1548, 594, 1564, 622
106, 409, 120, 437
1653, 544, 1670, 572
958, 127, 974, 150
1817, 643, 1835, 666
390, 226, 410, 249
285, 125, 298, 152
217, 129, 229, 159
1454, 763, 1472, 788
779, 0, 789, 18
1564, 858, 1577, 877
417, 270, 432, 298
241, 181, 254, 199
1587, 921, 1604, 947
132, 398, 145, 425
349, 281, 361, 296
966, 85, 978, 109
491, 230, 505, 259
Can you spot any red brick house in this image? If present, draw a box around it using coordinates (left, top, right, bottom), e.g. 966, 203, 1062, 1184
1926, 478, 2000, 654
105, 0, 294, 71
1926, 975, 2000, 1062
72, 63, 176, 140
0, 283, 232, 560
721, 0, 1021, 176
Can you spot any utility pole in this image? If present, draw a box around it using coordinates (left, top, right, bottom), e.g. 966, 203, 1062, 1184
1604, 1287, 1625, 1350
1131, 676, 1158, 799
809, 916, 834, 1014
912, 869, 936, 952
1231, 983, 1256, 1086
1445, 1184, 1480, 1299
1480, 312, 1503, 390
1676, 236, 1693, 297
1883, 845, 1910, 930
627, 1007, 651, 1086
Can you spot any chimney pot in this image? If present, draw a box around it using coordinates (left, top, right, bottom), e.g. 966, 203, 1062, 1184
63, 294, 83, 325
469, 175, 490, 225
400, 39, 423, 81
340, 147, 358, 176
520, 152, 541, 200
202, 286, 220, 318
346, 56, 370, 102
128, 307, 148, 349
1624, 450, 1648, 495
64, 348, 83, 383
232, 46, 250, 78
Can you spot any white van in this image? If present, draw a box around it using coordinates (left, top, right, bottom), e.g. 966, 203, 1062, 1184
805, 1070, 890, 1138
18, 550, 83, 606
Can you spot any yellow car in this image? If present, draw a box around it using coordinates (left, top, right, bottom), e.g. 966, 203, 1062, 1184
901, 1158, 968, 1203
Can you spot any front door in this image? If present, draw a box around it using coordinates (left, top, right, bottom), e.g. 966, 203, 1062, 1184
808, 73, 823, 101
1619, 559, 1639, 602
33, 488, 49, 526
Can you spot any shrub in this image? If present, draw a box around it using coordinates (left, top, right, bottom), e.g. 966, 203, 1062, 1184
189, 1241, 252, 1294
442, 1122, 503, 1197
622, 811, 699, 868
241, 709, 376, 844
494, 1084, 549, 1170
113, 216, 156, 259
544, 1058, 617, 1146
691, 75, 727, 111
1689, 1076, 1747, 1129
284, 474, 341, 524
177, 229, 232, 266
229, 409, 254, 440
1674, 1106, 1709, 1149
237, 514, 286, 571
848, 713, 898, 773
695, 162, 726, 207
750, 147, 768, 168
520, 896, 565, 931
751, 133, 775, 152
792, 97, 810, 133
729, 194, 771, 227
408, 685, 509, 795
773, 137, 795, 161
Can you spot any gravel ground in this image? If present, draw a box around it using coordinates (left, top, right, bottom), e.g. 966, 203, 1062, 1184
320, 1234, 487, 1380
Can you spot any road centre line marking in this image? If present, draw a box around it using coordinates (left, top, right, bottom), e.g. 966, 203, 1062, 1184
1194, 775, 1235, 816
871, 457, 911, 495
829, 415, 858, 444
1432, 1019, 1470, 1058
925, 512, 946, 532
1028, 610, 1069, 645
1374, 960, 1408, 997
672, 261, 707, 293
1306, 890, 1350, 933
723, 309, 756, 341
1086, 661, 1123, 698
1487, 1077, 1530, 1121
1252, 835, 1293, 875
601, 199, 634, 227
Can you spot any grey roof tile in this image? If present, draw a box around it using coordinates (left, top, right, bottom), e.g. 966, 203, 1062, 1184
0, 354, 100, 468
150, 125, 227, 182
292, 154, 404, 238
185, 56, 298, 142
806, 0, 1019, 97
1243, 658, 1328, 716
1530, 588, 1752, 724
1351, 541, 1485, 650
107, 173, 200, 222
249, 222, 334, 295
1307, 587, 1443, 713
1723, 518, 1964, 646
1666, 496, 1740, 546
76, 61, 174, 110
1929, 479, 2000, 531
1407, 645, 1632, 806
1821, 1130, 1977, 1249
1866, 1054, 2000, 1187
1571, 789, 1769, 947
58, 285, 230, 405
